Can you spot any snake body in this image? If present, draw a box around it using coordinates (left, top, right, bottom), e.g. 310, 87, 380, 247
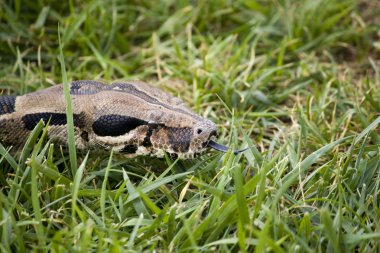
0, 80, 218, 159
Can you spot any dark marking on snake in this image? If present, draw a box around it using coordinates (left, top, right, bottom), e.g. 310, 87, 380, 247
120, 144, 138, 154
167, 127, 192, 153
142, 124, 159, 147
81, 131, 89, 142
92, 114, 147, 137
22, 113, 80, 130
70, 80, 107, 95
0, 96, 16, 115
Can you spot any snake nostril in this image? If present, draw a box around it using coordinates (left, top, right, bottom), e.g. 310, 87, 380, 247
210, 130, 217, 137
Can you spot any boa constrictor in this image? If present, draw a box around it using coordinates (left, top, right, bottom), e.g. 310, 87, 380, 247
0, 80, 246, 159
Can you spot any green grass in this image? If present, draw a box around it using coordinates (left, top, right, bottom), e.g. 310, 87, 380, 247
1, 0, 380, 251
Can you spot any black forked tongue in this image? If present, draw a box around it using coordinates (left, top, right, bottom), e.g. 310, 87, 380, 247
207, 140, 249, 155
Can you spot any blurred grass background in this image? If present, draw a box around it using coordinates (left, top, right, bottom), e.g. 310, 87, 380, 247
1, 0, 380, 251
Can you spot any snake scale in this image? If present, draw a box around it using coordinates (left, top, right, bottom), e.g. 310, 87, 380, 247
0, 80, 245, 159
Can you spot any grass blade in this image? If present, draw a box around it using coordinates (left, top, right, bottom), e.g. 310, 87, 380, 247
58, 24, 77, 175
101, 149, 113, 225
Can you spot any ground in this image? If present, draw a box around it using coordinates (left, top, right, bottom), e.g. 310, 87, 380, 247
1, 0, 380, 252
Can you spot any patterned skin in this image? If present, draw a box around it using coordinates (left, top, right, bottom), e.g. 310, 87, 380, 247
0, 80, 218, 159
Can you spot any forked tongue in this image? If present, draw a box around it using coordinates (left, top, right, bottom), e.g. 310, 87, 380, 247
207, 140, 248, 155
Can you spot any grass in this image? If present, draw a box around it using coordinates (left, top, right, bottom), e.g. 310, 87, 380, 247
1, 0, 380, 251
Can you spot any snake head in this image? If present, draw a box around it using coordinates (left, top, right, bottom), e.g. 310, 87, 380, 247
147, 119, 247, 159
148, 119, 217, 158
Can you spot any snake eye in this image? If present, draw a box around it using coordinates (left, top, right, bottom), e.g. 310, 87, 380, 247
196, 128, 203, 135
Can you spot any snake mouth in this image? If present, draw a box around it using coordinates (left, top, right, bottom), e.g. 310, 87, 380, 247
207, 140, 248, 155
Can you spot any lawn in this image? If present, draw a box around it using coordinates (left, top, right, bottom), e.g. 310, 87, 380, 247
1, 0, 380, 252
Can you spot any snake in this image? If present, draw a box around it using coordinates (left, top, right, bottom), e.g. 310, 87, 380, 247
0, 80, 246, 159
